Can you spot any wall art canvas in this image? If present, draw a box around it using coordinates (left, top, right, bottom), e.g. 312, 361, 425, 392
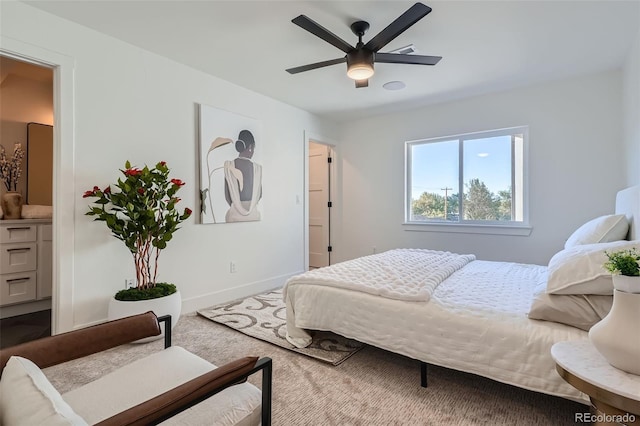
198, 104, 263, 224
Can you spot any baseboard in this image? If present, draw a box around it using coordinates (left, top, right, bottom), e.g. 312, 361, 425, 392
181, 271, 303, 315
0, 299, 52, 320
70, 272, 303, 331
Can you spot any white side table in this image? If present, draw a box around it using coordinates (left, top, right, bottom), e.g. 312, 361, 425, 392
551, 340, 640, 425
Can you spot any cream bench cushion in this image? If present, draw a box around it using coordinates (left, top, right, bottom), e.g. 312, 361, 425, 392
62, 346, 261, 426
0, 356, 88, 426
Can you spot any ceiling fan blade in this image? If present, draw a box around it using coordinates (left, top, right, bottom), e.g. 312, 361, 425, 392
364, 3, 432, 52
292, 15, 354, 54
286, 57, 346, 74
375, 52, 441, 66
355, 79, 369, 88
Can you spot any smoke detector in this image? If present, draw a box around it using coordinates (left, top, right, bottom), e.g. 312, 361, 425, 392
383, 81, 406, 91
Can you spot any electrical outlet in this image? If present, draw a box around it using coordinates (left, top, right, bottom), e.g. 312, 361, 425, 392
373, 247, 377, 254
125, 279, 135, 289
230, 262, 237, 273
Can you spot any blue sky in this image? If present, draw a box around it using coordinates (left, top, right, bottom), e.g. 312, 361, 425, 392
410, 135, 512, 200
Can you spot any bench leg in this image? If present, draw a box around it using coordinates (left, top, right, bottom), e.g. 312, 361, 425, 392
261, 358, 273, 426
157, 315, 172, 349
420, 361, 427, 388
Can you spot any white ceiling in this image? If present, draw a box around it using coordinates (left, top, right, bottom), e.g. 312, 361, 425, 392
24, 1, 640, 122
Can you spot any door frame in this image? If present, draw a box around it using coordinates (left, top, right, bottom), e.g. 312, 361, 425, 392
303, 131, 337, 272
1, 37, 76, 334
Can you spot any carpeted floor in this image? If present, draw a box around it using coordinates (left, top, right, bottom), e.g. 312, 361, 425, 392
44, 313, 588, 425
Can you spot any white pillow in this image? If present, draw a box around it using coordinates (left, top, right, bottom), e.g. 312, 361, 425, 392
528, 281, 612, 330
0, 356, 88, 426
564, 214, 629, 249
547, 240, 640, 295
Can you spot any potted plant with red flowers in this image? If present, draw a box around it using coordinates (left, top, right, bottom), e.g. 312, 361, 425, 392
83, 160, 192, 339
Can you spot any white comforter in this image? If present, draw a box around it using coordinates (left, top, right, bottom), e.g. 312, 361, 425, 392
284, 259, 589, 402
284, 249, 475, 302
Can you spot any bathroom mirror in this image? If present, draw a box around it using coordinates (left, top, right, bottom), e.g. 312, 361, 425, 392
26, 122, 53, 205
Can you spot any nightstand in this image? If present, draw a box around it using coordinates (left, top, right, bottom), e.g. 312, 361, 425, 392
551, 340, 640, 425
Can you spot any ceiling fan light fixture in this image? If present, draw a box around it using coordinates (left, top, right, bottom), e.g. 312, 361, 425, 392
346, 49, 375, 80
347, 63, 374, 80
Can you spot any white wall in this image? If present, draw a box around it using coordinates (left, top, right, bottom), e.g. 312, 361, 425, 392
623, 28, 640, 186
1, 2, 337, 330
335, 71, 625, 266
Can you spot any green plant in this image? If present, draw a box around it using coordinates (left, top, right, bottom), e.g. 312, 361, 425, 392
115, 282, 177, 301
83, 161, 192, 299
603, 248, 640, 276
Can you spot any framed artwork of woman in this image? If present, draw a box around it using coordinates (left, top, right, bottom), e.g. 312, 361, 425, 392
199, 104, 263, 224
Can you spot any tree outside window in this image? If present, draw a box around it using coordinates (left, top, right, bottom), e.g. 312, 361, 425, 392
406, 127, 526, 226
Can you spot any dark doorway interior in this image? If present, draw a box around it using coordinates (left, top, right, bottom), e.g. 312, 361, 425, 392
0, 310, 51, 349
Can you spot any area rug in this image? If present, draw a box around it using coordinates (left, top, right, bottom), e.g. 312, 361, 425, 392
197, 289, 364, 365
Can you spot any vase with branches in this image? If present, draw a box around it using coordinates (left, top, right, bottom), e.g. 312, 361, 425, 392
0, 143, 25, 192
83, 160, 192, 300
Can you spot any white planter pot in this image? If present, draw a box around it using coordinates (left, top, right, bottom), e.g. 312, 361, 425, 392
589, 289, 640, 375
612, 275, 640, 294
107, 290, 182, 343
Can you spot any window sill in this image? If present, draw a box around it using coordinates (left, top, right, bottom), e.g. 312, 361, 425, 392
402, 222, 532, 236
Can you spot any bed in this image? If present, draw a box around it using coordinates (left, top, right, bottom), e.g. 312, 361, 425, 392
283, 185, 640, 403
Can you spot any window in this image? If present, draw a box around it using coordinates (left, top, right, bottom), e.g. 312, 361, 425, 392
405, 127, 528, 231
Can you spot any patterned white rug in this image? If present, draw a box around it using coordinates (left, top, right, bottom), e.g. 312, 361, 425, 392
197, 289, 364, 365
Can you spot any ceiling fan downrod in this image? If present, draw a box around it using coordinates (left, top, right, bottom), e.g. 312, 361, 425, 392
350, 20, 370, 43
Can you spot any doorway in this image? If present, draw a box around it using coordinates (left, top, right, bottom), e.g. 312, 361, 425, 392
308, 141, 333, 269
2, 36, 76, 334
0, 55, 54, 345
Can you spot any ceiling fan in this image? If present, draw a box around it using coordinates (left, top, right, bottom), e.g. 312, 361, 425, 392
286, 2, 442, 88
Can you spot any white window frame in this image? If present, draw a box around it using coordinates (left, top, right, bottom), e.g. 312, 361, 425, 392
404, 126, 531, 236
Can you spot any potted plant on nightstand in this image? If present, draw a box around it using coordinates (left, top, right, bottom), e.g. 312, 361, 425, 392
602, 248, 640, 293
588, 247, 640, 374
83, 161, 192, 341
